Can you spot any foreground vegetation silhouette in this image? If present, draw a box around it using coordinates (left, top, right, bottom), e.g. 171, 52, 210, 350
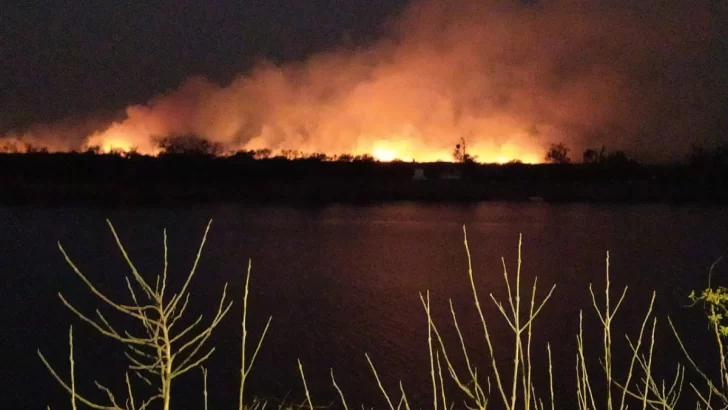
37, 221, 728, 409
38, 220, 271, 410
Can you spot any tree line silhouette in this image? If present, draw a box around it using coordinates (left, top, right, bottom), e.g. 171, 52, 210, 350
3, 134, 726, 167
0, 134, 726, 205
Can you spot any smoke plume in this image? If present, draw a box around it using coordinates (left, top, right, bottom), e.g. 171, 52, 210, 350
3, 0, 726, 162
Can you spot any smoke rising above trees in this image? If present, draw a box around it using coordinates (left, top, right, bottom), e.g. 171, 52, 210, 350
1, 0, 726, 163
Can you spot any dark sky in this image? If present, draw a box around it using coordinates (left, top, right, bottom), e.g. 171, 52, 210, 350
1, 0, 408, 129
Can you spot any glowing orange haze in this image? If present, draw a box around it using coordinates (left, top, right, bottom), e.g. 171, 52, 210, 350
2, 0, 718, 163
85, 114, 544, 163
80, 68, 548, 163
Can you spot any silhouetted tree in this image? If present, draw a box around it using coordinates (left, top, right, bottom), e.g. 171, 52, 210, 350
689, 143, 728, 168
545, 143, 571, 164
601, 150, 640, 167
230, 149, 255, 160
353, 154, 375, 162
335, 153, 354, 162
125, 147, 141, 158
253, 148, 272, 160
1, 141, 20, 153
582, 146, 638, 167
155, 134, 223, 156
583, 148, 599, 164
280, 149, 302, 160
607, 150, 627, 163
24, 143, 48, 154
84, 145, 101, 155
453, 137, 476, 163
306, 152, 329, 161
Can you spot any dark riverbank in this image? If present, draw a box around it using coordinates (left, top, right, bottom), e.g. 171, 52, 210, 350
1, 152, 726, 205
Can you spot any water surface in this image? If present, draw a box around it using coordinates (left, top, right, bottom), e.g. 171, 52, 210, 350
2, 202, 726, 409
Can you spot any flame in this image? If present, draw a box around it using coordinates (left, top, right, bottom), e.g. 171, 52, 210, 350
368, 138, 414, 162
85, 122, 158, 154
100, 138, 133, 153
372, 146, 398, 162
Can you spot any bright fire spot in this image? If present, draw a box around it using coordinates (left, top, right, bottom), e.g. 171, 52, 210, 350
368, 138, 418, 162
101, 138, 133, 153
86, 127, 137, 153
372, 146, 399, 162
85, 122, 160, 155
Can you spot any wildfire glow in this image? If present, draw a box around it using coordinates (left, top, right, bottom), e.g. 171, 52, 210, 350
85, 123, 158, 155
80, 126, 545, 162
1, 0, 712, 162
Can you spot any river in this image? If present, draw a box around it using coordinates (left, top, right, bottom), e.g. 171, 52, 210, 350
2, 202, 727, 409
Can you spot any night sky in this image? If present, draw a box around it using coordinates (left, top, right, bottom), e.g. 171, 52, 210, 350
1, 0, 408, 128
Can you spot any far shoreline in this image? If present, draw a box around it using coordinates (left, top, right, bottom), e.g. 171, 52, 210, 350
1, 152, 726, 206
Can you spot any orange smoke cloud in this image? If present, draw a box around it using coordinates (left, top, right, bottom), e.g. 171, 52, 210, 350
3, 0, 724, 162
